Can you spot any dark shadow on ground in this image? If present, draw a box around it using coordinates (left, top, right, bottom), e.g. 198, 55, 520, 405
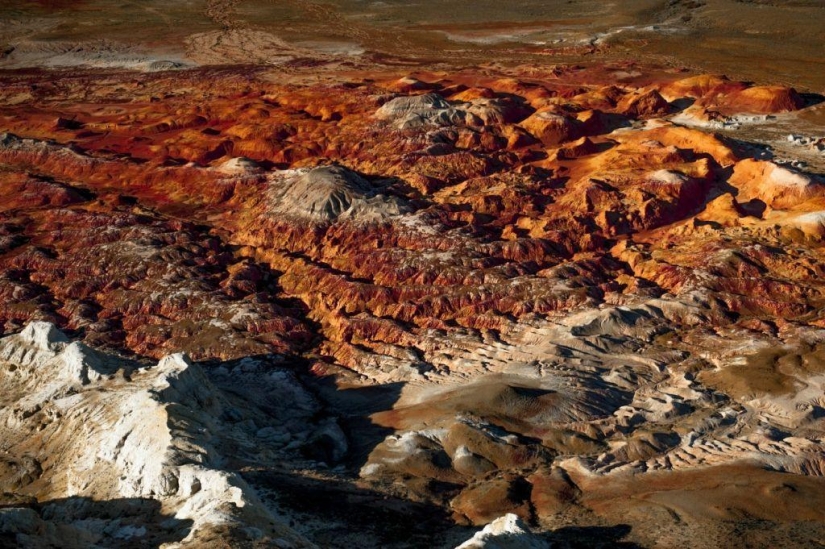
243, 467, 471, 548
306, 373, 406, 470
800, 92, 825, 109
544, 523, 643, 548
245, 466, 645, 548
0, 496, 193, 549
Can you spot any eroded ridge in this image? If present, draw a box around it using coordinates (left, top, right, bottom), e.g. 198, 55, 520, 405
0, 322, 316, 548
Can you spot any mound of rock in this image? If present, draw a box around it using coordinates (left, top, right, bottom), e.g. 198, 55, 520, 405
616, 89, 670, 117
519, 111, 581, 146
728, 159, 818, 209
266, 165, 410, 223
718, 86, 804, 114
552, 136, 600, 159
659, 76, 803, 114
217, 156, 263, 176
375, 93, 482, 129
455, 514, 549, 549
658, 74, 744, 102
791, 211, 825, 236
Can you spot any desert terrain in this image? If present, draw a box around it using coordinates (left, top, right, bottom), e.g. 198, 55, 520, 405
1, 1, 825, 548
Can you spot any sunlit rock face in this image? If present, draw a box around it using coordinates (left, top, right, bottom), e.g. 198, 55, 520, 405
0, 58, 824, 549
0, 322, 315, 548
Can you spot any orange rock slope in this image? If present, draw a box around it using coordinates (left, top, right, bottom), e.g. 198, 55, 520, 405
0, 68, 821, 351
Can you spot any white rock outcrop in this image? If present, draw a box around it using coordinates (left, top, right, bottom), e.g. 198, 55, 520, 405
375, 93, 483, 129
455, 514, 550, 549
0, 322, 314, 548
266, 165, 410, 223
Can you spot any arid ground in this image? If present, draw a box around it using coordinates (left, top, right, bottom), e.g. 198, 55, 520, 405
1, 1, 825, 548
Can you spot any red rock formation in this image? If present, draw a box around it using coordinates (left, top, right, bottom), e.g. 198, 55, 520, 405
616, 88, 670, 117
729, 159, 818, 209
519, 110, 581, 146
718, 86, 805, 114
2, 61, 825, 549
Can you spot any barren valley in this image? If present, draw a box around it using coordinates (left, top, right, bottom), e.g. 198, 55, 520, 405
1, 1, 825, 548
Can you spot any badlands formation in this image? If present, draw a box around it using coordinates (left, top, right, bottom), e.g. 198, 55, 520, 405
1, 2, 825, 547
